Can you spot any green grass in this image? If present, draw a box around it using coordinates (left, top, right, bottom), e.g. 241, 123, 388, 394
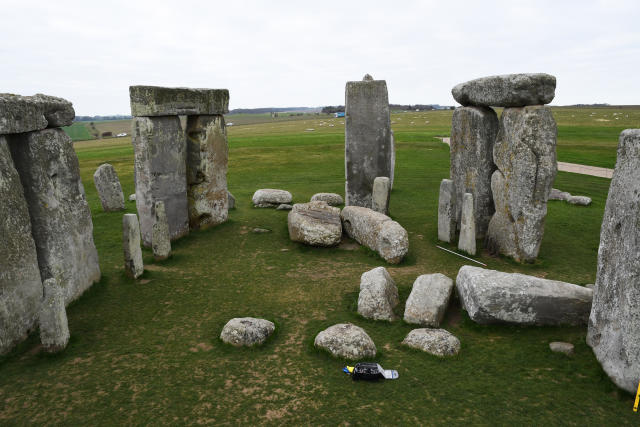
0, 114, 638, 424
62, 121, 94, 141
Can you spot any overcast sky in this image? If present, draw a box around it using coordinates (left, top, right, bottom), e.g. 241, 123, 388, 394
1, 0, 638, 115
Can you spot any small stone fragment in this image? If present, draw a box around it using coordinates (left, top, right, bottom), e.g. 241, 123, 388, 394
93, 163, 125, 212
549, 341, 574, 356
129, 194, 136, 201
288, 201, 342, 247
567, 195, 592, 206
371, 177, 391, 215
152, 201, 171, 261
452, 73, 556, 107
228, 191, 235, 209
437, 179, 456, 243
314, 323, 376, 359
276, 204, 293, 210
357, 267, 399, 321
252, 189, 292, 207
252, 228, 271, 234
39, 278, 70, 353
458, 193, 476, 255
402, 328, 461, 357
404, 274, 454, 327
310, 193, 344, 206
220, 317, 275, 347
123, 214, 144, 279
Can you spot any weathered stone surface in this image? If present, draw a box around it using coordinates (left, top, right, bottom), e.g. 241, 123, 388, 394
220, 317, 275, 347
567, 195, 591, 206
93, 163, 125, 211
39, 278, 70, 353
404, 274, 454, 327
9, 129, 100, 304
252, 189, 292, 207
123, 214, 144, 279
288, 201, 342, 247
345, 76, 393, 207
450, 106, 498, 238
437, 179, 456, 243
129, 194, 136, 201
402, 328, 460, 357
129, 86, 229, 116
486, 106, 557, 262
186, 115, 228, 229
550, 342, 574, 356
252, 228, 271, 234
357, 267, 399, 321
341, 206, 409, 264
549, 188, 570, 201
587, 129, 640, 393
371, 177, 390, 215
228, 191, 235, 209
314, 323, 376, 359
458, 193, 476, 255
0, 136, 43, 355
452, 73, 556, 107
132, 116, 189, 246
549, 188, 591, 206
0, 93, 74, 134
456, 266, 593, 326
152, 201, 171, 261
276, 204, 293, 210
311, 192, 344, 206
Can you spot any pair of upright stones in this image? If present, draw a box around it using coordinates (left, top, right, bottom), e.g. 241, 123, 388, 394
129, 86, 230, 247
447, 73, 557, 262
0, 94, 100, 354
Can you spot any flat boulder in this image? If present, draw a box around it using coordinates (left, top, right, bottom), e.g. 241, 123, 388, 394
129, 86, 229, 116
220, 317, 275, 347
314, 323, 376, 359
357, 267, 399, 321
456, 266, 592, 326
452, 73, 556, 107
310, 193, 344, 206
288, 201, 341, 247
402, 329, 460, 357
404, 274, 454, 327
93, 163, 125, 212
252, 189, 292, 208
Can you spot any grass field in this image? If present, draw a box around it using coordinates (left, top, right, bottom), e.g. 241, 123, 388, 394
1, 112, 638, 424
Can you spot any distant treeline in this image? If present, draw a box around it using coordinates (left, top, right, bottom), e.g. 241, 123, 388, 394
75, 115, 132, 122
228, 107, 320, 114
321, 104, 453, 114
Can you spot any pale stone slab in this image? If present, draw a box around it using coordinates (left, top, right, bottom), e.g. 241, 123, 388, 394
437, 179, 456, 243
402, 328, 460, 356
404, 274, 454, 327
252, 189, 292, 207
123, 214, 144, 279
152, 201, 171, 261
550, 342, 574, 356
93, 163, 125, 212
314, 323, 376, 359
452, 73, 556, 107
371, 176, 390, 215
220, 317, 275, 347
129, 86, 229, 116
357, 267, 399, 321
311, 193, 344, 206
288, 201, 342, 247
39, 278, 70, 353
458, 193, 476, 255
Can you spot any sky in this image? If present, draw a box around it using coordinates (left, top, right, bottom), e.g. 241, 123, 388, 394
1, 0, 638, 115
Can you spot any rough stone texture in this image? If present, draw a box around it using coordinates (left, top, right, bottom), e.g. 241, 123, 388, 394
314, 323, 376, 359
456, 266, 593, 326
437, 179, 456, 243
345, 76, 394, 207
458, 193, 476, 255
587, 129, 640, 393
549, 188, 570, 201
567, 195, 592, 206
311, 192, 344, 206
39, 278, 70, 353
341, 206, 408, 264
452, 73, 556, 107
0, 93, 74, 134
252, 189, 292, 207
123, 214, 144, 279
93, 163, 125, 212
450, 106, 498, 238
402, 329, 461, 357
549, 188, 592, 206
186, 115, 228, 230
228, 191, 235, 209
404, 274, 454, 327
152, 201, 171, 260
550, 342, 574, 356
129, 86, 229, 116
486, 106, 557, 262
288, 201, 342, 247
220, 317, 275, 347
371, 177, 390, 215
357, 267, 399, 321
276, 204, 293, 210
0, 136, 43, 355
132, 116, 189, 246
9, 129, 101, 304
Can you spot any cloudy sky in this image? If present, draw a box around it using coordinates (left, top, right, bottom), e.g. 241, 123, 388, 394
1, 0, 638, 114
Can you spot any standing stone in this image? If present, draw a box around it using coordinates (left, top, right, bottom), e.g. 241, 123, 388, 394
186, 115, 228, 230
357, 267, 399, 321
152, 201, 171, 260
228, 191, 236, 209
486, 106, 557, 262
437, 179, 456, 243
132, 116, 189, 246
404, 274, 454, 327
123, 214, 144, 279
8, 129, 101, 304
587, 129, 640, 394
452, 73, 556, 107
458, 193, 476, 255
345, 75, 394, 207
449, 106, 498, 238
0, 136, 43, 355
287, 201, 342, 247
371, 177, 390, 215
39, 278, 70, 353
93, 163, 125, 211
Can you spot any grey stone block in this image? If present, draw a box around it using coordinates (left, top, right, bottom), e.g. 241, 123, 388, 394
310, 193, 343, 206
252, 189, 292, 207
39, 278, 70, 353
437, 179, 456, 243
452, 73, 556, 107
288, 201, 342, 247
357, 267, 399, 321
314, 323, 376, 360
371, 177, 390, 215
93, 163, 125, 212
228, 191, 235, 209
458, 193, 476, 255
402, 328, 460, 357
403, 273, 454, 327
123, 214, 144, 279
152, 201, 171, 261
220, 317, 275, 347
0, 93, 74, 134
129, 86, 229, 116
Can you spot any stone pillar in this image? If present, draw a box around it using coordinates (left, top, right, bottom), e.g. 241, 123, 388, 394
371, 176, 390, 215
345, 74, 394, 207
186, 115, 228, 229
93, 163, 125, 211
437, 179, 456, 243
587, 129, 640, 394
152, 201, 171, 261
39, 278, 70, 353
123, 214, 144, 279
458, 193, 476, 255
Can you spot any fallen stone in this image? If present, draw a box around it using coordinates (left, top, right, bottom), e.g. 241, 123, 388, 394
587, 129, 640, 393
129, 86, 229, 116
549, 188, 591, 206
549, 188, 570, 201
371, 177, 390, 215
452, 73, 556, 107
276, 204, 293, 210
314, 323, 376, 359
0, 93, 74, 134
456, 266, 593, 326
93, 163, 125, 212
357, 267, 399, 321
549, 341, 574, 356
437, 179, 456, 243
567, 195, 592, 206
404, 274, 454, 327
152, 201, 171, 261
585, 283, 595, 290
39, 278, 70, 353
252, 228, 271, 234
341, 206, 409, 264
129, 194, 136, 202
458, 193, 476, 255
123, 214, 144, 279
252, 189, 292, 207
228, 191, 235, 209
311, 193, 344, 206
220, 317, 275, 347
288, 201, 342, 247
402, 328, 461, 357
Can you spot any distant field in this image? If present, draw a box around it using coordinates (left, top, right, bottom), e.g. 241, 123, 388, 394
63, 119, 132, 141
